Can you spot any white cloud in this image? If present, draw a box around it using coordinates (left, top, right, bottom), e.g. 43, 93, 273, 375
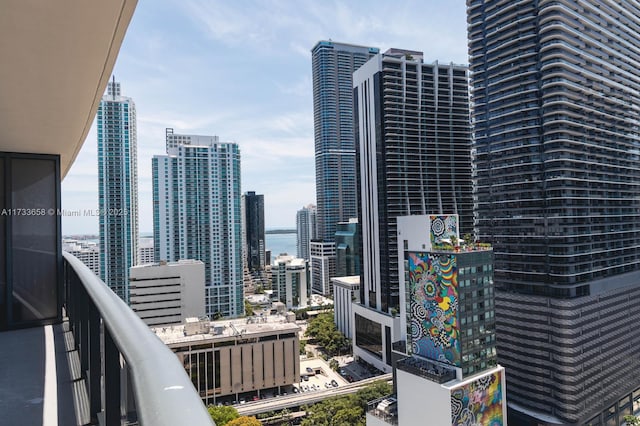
62, 0, 469, 233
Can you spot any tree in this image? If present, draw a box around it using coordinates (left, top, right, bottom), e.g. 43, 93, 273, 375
305, 312, 350, 356
624, 416, 640, 426
244, 299, 254, 316
207, 405, 239, 426
301, 380, 392, 426
329, 358, 339, 371
226, 416, 261, 426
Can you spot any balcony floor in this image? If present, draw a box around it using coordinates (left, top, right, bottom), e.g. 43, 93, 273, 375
0, 323, 85, 425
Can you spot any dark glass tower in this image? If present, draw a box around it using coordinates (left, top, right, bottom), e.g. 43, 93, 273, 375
468, 0, 640, 424
311, 41, 379, 242
242, 191, 265, 272
354, 50, 473, 314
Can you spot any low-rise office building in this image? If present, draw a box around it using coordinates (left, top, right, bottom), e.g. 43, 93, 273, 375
154, 315, 300, 405
332, 275, 360, 339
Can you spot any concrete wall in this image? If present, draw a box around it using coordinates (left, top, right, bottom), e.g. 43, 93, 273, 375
129, 260, 205, 326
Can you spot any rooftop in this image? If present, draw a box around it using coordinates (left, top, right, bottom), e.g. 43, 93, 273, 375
331, 275, 360, 287
153, 315, 300, 345
396, 356, 457, 384
131, 259, 204, 269
430, 242, 493, 254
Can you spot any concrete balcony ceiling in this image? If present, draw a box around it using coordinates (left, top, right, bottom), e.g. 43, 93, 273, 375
0, 0, 137, 178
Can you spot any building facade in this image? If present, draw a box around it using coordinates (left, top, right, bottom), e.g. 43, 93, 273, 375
97, 80, 139, 303
332, 276, 359, 339
309, 240, 336, 296
155, 316, 300, 406
296, 204, 317, 261
272, 254, 309, 309
367, 214, 506, 426
63, 239, 100, 277
468, 1, 640, 424
129, 259, 205, 327
312, 41, 379, 242
354, 49, 473, 315
137, 237, 154, 265
153, 129, 243, 318
242, 191, 265, 272
335, 219, 360, 277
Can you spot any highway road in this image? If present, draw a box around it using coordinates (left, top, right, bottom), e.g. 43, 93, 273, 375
236, 373, 392, 416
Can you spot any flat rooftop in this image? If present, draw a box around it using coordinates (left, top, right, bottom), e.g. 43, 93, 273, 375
153, 315, 300, 345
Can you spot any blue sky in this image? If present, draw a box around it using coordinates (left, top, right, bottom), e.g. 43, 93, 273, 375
61, 0, 468, 235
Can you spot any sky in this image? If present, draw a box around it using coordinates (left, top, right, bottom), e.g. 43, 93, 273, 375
61, 0, 469, 235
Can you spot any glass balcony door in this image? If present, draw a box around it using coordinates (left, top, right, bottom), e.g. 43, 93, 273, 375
0, 153, 61, 330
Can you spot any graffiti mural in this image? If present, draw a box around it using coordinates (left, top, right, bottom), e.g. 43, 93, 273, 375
430, 215, 458, 245
408, 252, 460, 366
450, 370, 504, 426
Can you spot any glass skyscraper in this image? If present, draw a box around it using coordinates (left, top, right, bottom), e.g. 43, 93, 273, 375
468, 1, 640, 424
296, 204, 317, 261
242, 191, 265, 272
311, 40, 379, 242
354, 49, 473, 314
153, 129, 243, 318
97, 80, 139, 303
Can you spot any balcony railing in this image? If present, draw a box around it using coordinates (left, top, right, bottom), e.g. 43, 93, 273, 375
63, 252, 214, 425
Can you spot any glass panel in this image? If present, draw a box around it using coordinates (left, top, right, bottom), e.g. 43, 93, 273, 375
11, 158, 58, 323
0, 158, 4, 328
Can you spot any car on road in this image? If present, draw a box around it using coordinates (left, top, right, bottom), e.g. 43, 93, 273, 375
306, 367, 314, 374
302, 375, 309, 381
331, 379, 339, 387
292, 386, 299, 394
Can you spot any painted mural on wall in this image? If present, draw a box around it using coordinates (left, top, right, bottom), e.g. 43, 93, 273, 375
430, 215, 458, 244
408, 252, 460, 366
451, 370, 504, 426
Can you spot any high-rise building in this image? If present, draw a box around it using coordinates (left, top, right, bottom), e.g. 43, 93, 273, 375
354, 49, 473, 315
63, 239, 100, 277
272, 254, 309, 309
129, 259, 205, 327
309, 240, 336, 296
97, 80, 139, 303
242, 191, 265, 272
312, 41, 379, 242
137, 237, 154, 265
366, 214, 506, 426
296, 204, 317, 261
335, 218, 360, 277
468, 1, 640, 424
153, 129, 243, 318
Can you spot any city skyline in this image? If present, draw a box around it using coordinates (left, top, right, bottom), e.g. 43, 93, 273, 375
61, 0, 468, 235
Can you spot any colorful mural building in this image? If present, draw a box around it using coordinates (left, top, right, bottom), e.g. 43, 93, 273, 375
366, 215, 507, 426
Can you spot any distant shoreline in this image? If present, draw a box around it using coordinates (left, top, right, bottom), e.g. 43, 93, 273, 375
265, 229, 296, 235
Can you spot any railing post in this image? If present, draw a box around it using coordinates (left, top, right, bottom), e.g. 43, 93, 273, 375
104, 325, 121, 426
89, 301, 101, 424
79, 285, 89, 374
